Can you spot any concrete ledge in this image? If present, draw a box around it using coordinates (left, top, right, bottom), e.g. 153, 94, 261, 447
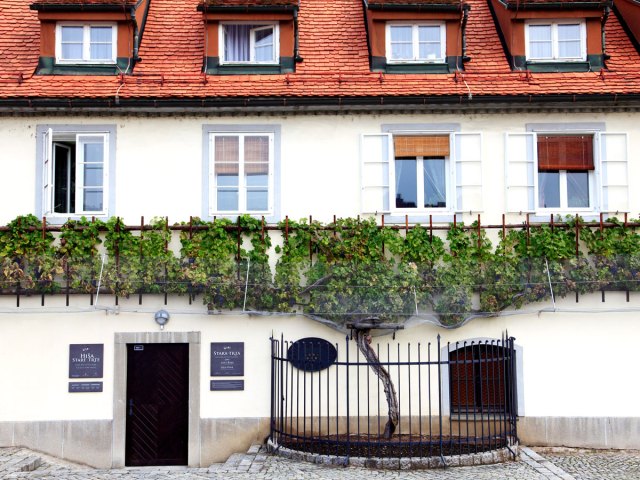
519, 417, 640, 450
200, 417, 270, 465
0, 420, 112, 468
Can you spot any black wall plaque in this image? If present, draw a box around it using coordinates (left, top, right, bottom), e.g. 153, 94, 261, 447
210, 342, 244, 376
287, 337, 337, 372
210, 380, 244, 391
69, 382, 103, 393
69, 344, 104, 378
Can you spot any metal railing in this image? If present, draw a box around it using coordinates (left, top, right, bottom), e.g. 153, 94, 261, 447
269, 334, 518, 463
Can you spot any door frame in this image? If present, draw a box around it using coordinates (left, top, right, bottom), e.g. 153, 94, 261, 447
112, 331, 201, 468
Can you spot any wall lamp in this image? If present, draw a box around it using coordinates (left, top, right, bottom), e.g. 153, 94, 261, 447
154, 310, 170, 330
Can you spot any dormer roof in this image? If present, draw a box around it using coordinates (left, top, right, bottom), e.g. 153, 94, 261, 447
496, 0, 610, 9
30, 0, 138, 9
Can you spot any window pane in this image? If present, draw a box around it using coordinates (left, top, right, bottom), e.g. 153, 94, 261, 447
84, 165, 103, 187
529, 25, 552, 58
90, 44, 112, 60
567, 171, 589, 208
62, 44, 83, 60
246, 173, 268, 187
247, 189, 268, 211
90, 26, 112, 43
83, 189, 103, 212
217, 174, 239, 187
558, 40, 581, 58
558, 24, 580, 41
419, 43, 441, 60
254, 28, 274, 62
61, 26, 83, 42
418, 26, 440, 43
423, 159, 446, 208
395, 158, 417, 208
83, 142, 104, 163
225, 25, 251, 62
217, 189, 238, 211
538, 171, 560, 208
390, 26, 412, 60
215, 136, 239, 162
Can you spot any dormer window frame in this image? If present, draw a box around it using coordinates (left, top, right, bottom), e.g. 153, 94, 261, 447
524, 19, 587, 63
385, 22, 446, 64
218, 21, 280, 66
55, 22, 118, 65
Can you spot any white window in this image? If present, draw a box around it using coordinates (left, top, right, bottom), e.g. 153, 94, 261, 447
42, 130, 109, 216
386, 23, 446, 63
209, 133, 274, 214
505, 132, 629, 214
56, 23, 117, 64
361, 132, 482, 214
220, 23, 279, 64
525, 21, 585, 61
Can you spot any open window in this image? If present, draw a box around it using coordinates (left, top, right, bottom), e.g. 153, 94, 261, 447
38, 125, 115, 220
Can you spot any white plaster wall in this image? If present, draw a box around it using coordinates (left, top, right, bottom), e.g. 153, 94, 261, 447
0, 111, 638, 225
0, 292, 639, 422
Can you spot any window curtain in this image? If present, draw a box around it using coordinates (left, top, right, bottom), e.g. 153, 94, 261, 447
225, 25, 251, 62
394, 135, 450, 157
537, 135, 594, 171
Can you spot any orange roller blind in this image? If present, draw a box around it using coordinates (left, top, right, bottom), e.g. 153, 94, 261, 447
537, 135, 594, 171
394, 135, 450, 157
215, 136, 239, 174
244, 136, 269, 174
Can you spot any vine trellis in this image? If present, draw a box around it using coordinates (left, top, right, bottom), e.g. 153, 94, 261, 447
0, 213, 639, 327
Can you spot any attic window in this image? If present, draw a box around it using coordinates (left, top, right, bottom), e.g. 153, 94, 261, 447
56, 23, 117, 64
386, 23, 446, 63
220, 23, 279, 64
526, 21, 586, 62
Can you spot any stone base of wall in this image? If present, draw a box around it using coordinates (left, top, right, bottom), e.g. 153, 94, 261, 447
0, 420, 112, 468
1, 416, 637, 468
518, 417, 640, 450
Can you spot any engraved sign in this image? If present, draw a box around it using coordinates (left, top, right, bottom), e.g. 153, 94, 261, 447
210, 342, 244, 376
69, 344, 104, 378
69, 382, 103, 393
287, 337, 337, 372
210, 380, 244, 391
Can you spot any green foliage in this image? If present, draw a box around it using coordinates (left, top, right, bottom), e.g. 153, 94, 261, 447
1, 214, 640, 327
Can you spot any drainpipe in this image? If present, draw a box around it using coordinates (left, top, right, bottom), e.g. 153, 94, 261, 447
294, 8, 303, 63
601, 5, 611, 62
131, 4, 141, 68
461, 3, 471, 64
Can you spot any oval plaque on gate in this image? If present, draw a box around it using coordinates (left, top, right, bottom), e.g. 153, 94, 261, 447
287, 337, 337, 372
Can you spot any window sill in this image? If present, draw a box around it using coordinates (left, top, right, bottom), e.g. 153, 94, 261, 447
512, 54, 605, 72
372, 55, 465, 74
44, 214, 109, 225
383, 213, 460, 224
36, 56, 132, 75
204, 56, 294, 75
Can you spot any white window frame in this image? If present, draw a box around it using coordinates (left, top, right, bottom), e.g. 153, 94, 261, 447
55, 23, 117, 64
361, 130, 482, 215
505, 131, 629, 215
385, 22, 446, 64
219, 22, 280, 65
43, 131, 109, 217
525, 20, 586, 62
389, 136, 452, 214
208, 132, 274, 215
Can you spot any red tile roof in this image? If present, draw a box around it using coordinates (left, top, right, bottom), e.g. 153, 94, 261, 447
30, 0, 138, 6
499, 0, 609, 7
1, 0, 640, 106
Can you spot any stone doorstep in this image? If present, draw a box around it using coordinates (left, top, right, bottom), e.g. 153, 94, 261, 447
0, 455, 42, 473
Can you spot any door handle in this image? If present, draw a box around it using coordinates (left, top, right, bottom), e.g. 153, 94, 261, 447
128, 399, 134, 416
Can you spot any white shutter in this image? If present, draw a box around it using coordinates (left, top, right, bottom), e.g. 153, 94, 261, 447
452, 132, 482, 213
42, 128, 53, 216
599, 132, 629, 213
505, 132, 536, 213
360, 133, 391, 214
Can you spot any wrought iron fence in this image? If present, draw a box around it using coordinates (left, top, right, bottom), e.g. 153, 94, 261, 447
269, 334, 518, 463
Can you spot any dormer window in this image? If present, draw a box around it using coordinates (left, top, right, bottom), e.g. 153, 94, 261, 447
386, 23, 445, 63
526, 21, 586, 62
56, 24, 117, 64
220, 23, 279, 65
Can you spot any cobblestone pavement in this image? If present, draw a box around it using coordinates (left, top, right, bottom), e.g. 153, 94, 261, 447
1, 445, 639, 480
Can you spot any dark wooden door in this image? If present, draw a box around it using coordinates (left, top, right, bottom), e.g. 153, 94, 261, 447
125, 343, 189, 466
